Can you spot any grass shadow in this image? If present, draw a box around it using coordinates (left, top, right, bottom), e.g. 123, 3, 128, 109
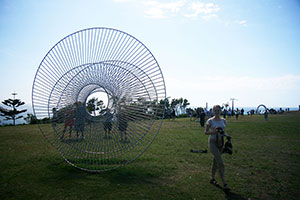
211, 184, 248, 200
41, 158, 164, 186
225, 191, 248, 200
104, 166, 162, 185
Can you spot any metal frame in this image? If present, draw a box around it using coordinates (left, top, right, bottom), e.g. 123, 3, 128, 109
256, 104, 268, 114
32, 27, 166, 172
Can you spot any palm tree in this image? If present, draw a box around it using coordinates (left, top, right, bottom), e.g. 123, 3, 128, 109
86, 98, 97, 116
86, 97, 104, 116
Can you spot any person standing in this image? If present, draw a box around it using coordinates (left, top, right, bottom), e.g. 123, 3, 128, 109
52, 108, 57, 128
241, 108, 244, 116
75, 102, 85, 139
205, 105, 230, 192
223, 108, 227, 119
235, 108, 239, 120
264, 110, 269, 121
62, 106, 75, 139
118, 109, 128, 141
227, 108, 231, 118
199, 109, 206, 127
103, 109, 113, 138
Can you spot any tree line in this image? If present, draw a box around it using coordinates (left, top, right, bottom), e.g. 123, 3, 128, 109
0, 93, 191, 125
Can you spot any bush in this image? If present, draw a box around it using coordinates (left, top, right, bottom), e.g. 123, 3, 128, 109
177, 114, 189, 118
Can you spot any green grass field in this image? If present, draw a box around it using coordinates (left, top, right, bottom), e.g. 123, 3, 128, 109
1, 112, 300, 199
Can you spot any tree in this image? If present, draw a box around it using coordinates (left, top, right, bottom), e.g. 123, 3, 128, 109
161, 98, 170, 110
97, 100, 104, 114
86, 97, 104, 116
24, 113, 39, 124
170, 98, 179, 110
170, 97, 190, 115
158, 97, 190, 118
0, 93, 27, 125
186, 108, 194, 115
183, 99, 190, 109
222, 103, 229, 110
158, 99, 167, 117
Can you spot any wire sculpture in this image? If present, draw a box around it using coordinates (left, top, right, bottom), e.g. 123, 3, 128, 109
256, 104, 268, 114
32, 27, 166, 172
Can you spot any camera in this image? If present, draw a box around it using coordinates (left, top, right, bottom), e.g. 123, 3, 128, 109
215, 127, 233, 155
216, 127, 225, 135
216, 127, 231, 140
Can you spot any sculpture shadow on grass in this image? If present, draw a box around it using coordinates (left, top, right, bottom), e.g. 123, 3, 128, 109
42, 158, 165, 185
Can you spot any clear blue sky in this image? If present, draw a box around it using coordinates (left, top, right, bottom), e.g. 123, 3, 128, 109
0, 0, 299, 111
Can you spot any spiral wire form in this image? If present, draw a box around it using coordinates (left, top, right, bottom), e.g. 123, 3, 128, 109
32, 28, 166, 172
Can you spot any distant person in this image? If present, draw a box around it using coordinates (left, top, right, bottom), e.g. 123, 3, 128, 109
199, 109, 206, 127
195, 108, 201, 122
52, 108, 57, 128
75, 102, 85, 139
210, 109, 214, 117
62, 106, 75, 139
231, 109, 235, 117
167, 109, 175, 120
171, 109, 176, 120
264, 110, 269, 121
241, 108, 244, 116
118, 110, 128, 141
103, 109, 113, 138
167, 109, 172, 120
235, 108, 239, 120
189, 110, 194, 121
222, 109, 227, 119
227, 108, 231, 118
205, 105, 230, 192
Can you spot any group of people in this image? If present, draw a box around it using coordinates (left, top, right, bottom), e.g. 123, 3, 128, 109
53, 104, 129, 142
189, 108, 207, 127
56, 101, 86, 139
192, 107, 245, 127
222, 108, 245, 120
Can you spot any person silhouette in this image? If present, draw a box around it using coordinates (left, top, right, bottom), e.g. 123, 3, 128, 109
62, 106, 75, 139
205, 105, 231, 192
117, 109, 128, 142
103, 109, 113, 138
75, 102, 85, 139
200, 109, 206, 127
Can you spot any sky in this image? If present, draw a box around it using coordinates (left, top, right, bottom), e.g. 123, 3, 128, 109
0, 0, 300, 113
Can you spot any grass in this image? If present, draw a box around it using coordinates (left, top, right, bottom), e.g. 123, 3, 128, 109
1, 112, 300, 199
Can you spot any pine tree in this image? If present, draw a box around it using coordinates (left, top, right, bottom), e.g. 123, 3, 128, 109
0, 93, 27, 125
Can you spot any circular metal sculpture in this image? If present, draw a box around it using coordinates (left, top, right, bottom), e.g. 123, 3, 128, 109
256, 104, 268, 114
32, 27, 166, 172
